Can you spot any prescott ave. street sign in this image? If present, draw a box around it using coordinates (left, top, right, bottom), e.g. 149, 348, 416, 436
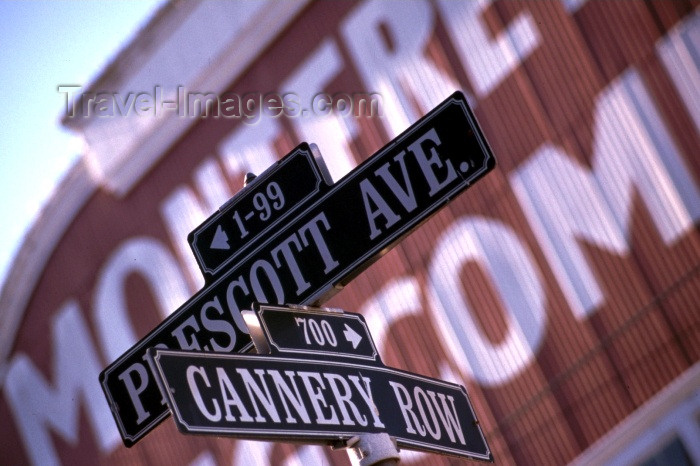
189, 144, 330, 278
100, 91, 495, 446
242, 303, 380, 363
148, 349, 493, 462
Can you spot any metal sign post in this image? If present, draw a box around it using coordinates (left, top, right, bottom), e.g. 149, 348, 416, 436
345, 433, 401, 466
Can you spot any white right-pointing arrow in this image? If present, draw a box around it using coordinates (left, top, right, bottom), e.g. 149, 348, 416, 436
210, 225, 230, 250
343, 324, 362, 349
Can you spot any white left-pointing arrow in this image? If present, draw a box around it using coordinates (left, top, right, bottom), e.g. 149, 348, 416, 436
343, 324, 363, 349
210, 225, 230, 250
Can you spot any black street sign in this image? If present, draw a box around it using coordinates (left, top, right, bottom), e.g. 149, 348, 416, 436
148, 349, 492, 462
189, 143, 330, 278
100, 91, 495, 446
243, 303, 380, 363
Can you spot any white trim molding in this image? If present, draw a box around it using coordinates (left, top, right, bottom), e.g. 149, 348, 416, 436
63, 0, 310, 197
571, 363, 700, 466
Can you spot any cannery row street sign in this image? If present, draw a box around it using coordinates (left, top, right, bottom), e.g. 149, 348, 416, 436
100, 91, 495, 446
148, 349, 493, 461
